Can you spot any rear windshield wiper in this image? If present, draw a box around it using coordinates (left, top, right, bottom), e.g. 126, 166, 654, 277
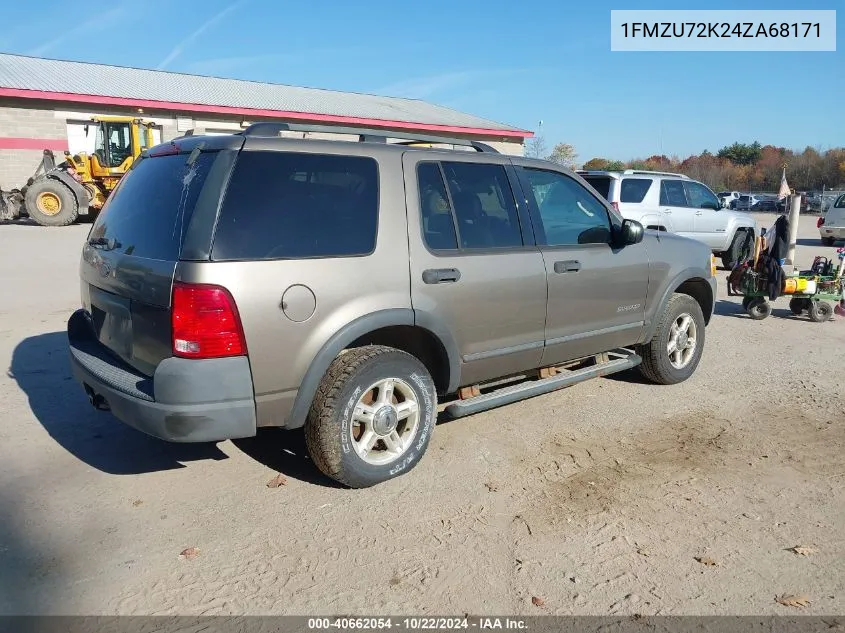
88, 236, 122, 251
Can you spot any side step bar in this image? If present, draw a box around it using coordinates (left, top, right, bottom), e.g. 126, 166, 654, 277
445, 348, 642, 419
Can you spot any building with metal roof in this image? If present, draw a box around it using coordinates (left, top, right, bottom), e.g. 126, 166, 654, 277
0, 53, 532, 189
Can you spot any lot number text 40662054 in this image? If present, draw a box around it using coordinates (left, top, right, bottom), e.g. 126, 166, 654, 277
307, 617, 528, 630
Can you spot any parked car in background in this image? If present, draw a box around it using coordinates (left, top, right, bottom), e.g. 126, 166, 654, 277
577, 169, 757, 269
752, 199, 779, 212
818, 194, 845, 245
732, 195, 760, 211
717, 191, 741, 208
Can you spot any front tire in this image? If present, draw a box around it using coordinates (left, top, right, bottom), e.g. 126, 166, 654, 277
304, 345, 437, 488
722, 229, 753, 270
638, 293, 706, 385
23, 178, 79, 226
808, 301, 832, 323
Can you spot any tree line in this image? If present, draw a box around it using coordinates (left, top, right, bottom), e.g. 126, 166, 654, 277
530, 139, 845, 192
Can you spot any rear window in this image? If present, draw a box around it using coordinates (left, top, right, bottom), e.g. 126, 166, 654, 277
582, 176, 611, 200
211, 151, 379, 260
620, 178, 652, 203
87, 152, 217, 261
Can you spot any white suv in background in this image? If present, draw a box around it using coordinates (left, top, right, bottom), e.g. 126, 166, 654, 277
717, 191, 741, 208
578, 169, 758, 269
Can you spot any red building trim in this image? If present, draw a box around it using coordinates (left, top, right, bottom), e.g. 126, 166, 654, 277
0, 87, 533, 139
0, 136, 68, 151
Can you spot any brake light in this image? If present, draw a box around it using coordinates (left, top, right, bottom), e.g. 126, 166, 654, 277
171, 282, 246, 359
611, 201, 620, 212
817, 217, 825, 227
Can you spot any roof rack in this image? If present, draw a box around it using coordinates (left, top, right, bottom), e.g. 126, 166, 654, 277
237, 122, 500, 153
622, 169, 689, 179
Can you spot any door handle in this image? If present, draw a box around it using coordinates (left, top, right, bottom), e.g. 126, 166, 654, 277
422, 268, 461, 284
553, 260, 581, 274
663, 209, 673, 214
695, 211, 703, 216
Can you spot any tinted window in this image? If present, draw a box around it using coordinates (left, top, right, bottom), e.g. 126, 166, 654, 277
620, 178, 653, 203
522, 168, 612, 246
440, 162, 523, 249
660, 180, 688, 206
211, 151, 379, 260
417, 162, 458, 250
582, 176, 611, 199
684, 181, 720, 209
87, 152, 217, 261
835, 194, 845, 209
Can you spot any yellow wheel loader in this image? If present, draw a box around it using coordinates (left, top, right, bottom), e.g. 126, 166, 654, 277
0, 116, 155, 226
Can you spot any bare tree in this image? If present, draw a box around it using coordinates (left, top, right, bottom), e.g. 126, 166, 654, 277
546, 143, 578, 168
525, 135, 547, 159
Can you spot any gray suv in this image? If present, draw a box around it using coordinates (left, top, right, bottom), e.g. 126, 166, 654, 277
67, 124, 717, 488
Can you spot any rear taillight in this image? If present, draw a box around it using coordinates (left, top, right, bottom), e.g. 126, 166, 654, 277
611, 201, 620, 212
817, 217, 825, 227
171, 282, 246, 359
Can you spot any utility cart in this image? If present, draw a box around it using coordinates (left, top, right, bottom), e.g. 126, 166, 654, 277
729, 252, 844, 322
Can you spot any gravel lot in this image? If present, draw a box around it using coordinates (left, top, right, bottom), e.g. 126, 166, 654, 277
0, 213, 842, 616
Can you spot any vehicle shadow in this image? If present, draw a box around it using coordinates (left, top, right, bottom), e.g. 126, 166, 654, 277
716, 298, 808, 321
9, 332, 229, 475
232, 429, 344, 488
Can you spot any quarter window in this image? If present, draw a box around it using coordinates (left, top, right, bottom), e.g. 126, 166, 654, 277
620, 178, 653, 203
211, 151, 379, 260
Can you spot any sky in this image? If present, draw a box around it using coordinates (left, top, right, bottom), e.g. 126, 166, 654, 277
1, 0, 841, 162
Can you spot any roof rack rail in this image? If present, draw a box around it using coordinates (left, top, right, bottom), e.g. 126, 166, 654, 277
237, 122, 500, 153
622, 169, 689, 179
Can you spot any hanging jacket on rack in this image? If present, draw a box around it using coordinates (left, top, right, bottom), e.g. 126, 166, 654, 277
767, 214, 789, 262
762, 253, 784, 300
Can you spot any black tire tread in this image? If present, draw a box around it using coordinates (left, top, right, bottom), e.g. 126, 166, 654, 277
639, 293, 704, 385
24, 178, 79, 227
304, 345, 430, 486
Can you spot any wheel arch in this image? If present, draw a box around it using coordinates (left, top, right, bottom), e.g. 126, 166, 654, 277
44, 170, 91, 208
643, 270, 714, 344
285, 309, 460, 429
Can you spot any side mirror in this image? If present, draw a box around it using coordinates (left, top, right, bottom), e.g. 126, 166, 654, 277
616, 218, 644, 246
703, 200, 721, 210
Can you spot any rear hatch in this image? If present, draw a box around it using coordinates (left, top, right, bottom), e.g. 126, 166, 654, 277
580, 174, 614, 201
824, 198, 845, 227
79, 135, 242, 377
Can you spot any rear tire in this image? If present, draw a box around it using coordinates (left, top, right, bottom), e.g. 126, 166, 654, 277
789, 297, 808, 315
304, 345, 437, 488
746, 298, 771, 320
24, 178, 79, 226
638, 293, 706, 385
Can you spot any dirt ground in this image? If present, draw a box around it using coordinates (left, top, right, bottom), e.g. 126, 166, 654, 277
0, 213, 842, 616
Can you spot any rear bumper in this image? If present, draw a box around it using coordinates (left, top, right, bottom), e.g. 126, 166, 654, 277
67, 309, 257, 443
819, 226, 845, 240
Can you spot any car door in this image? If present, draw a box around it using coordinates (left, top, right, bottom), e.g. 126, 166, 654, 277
685, 180, 728, 248
659, 179, 696, 238
402, 152, 548, 388
513, 164, 650, 366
